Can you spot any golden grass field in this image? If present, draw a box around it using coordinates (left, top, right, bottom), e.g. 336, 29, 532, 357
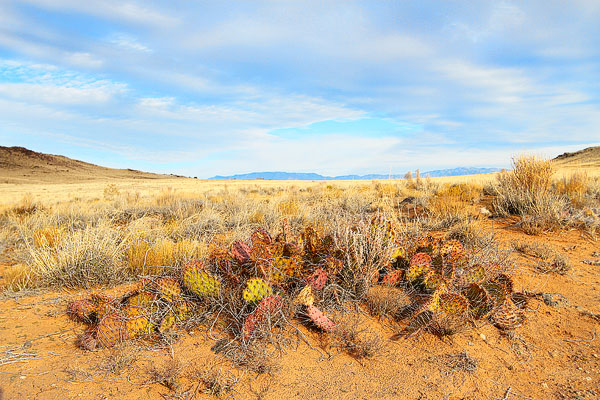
1, 148, 600, 399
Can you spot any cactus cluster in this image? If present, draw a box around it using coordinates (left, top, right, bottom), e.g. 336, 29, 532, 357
67, 217, 527, 351
377, 234, 526, 337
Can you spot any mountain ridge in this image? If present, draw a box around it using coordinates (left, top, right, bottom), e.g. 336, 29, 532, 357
210, 167, 502, 181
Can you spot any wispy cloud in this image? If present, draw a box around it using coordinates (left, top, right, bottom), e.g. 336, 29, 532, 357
0, 1, 598, 177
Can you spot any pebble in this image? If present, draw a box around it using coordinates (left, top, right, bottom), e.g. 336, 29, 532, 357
541, 383, 549, 389
480, 333, 486, 341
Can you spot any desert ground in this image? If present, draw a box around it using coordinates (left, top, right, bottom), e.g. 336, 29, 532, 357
1, 148, 599, 400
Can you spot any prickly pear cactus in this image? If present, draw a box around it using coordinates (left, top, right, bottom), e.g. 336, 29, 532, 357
67, 298, 98, 322
231, 240, 252, 265
183, 265, 221, 297
407, 253, 433, 281
306, 268, 328, 290
491, 299, 524, 330
306, 305, 335, 332
155, 277, 182, 302
242, 278, 272, 303
251, 228, 272, 246
127, 291, 156, 308
462, 283, 491, 319
95, 312, 127, 347
381, 269, 404, 286
123, 305, 150, 338
295, 285, 314, 306
438, 293, 469, 315
439, 240, 463, 257
243, 295, 282, 339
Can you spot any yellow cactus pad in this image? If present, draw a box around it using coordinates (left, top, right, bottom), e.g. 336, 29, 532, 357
183, 268, 221, 297
295, 285, 314, 306
242, 278, 272, 303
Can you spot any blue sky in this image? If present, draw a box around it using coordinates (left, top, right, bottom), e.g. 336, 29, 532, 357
1, 1, 599, 177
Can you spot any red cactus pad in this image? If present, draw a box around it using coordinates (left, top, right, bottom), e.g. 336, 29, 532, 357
95, 312, 127, 348
242, 295, 282, 339
231, 240, 252, 265
306, 268, 328, 290
306, 305, 336, 332
67, 298, 97, 322
251, 229, 272, 246
410, 253, 432, 269
382, 269, 404, 286
182, 260, 205, 271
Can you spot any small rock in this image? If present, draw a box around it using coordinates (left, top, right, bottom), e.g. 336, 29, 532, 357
480, 207, 492, 217
542, 293, 569, 307
479, 333, 487, 341
541, 383, 549, 389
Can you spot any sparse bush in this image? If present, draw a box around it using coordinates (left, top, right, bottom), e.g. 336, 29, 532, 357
149, 358, 184, 391
332, 316, 384, 359
23, 224, 126, 288
492, 155, 568, 231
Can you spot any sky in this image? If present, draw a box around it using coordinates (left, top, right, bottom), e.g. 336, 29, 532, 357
1, 1, 599, 178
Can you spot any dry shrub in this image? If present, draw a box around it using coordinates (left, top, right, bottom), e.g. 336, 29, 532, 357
219, 342, 281, 375
426, 184, 480, 219
555, 171, 589, 207
149, 358, 184, 391
374, 182, 399, 197
97, 347, 137, 375
493, 155, 567, 231
33, 226, 62, 248
277, 199, 299, 216
332, 316, 385, 359
24, 225, 126, 288
446, 218, 493, 248
512, 240, 571, 274
103, 183, 120, 200
8, 193, 39, 216
3, 264, 34, 290
126, 237, 203, 275
365, 286, 411, 319
189, 361, 241, 397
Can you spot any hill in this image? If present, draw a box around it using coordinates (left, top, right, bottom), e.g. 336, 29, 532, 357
0, 146, 175, 184
210, 167, 501, 181
552, 146, 600, 169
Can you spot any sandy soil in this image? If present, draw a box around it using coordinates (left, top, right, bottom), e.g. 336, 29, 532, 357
1, 220, 599, 400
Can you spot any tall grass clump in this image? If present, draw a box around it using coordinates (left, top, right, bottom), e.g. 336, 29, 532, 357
492, 155, 567, 231
23, 224, 126, 288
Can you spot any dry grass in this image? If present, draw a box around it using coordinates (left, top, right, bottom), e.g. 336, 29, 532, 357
493, 155, 568, 232
331, 316, 385, 359
512, 240, 571, 274
149, 358, 185, 391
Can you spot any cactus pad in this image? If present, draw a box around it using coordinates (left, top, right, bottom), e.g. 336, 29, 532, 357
242, 278, 272, 303
492, 299, 524, 330
295, 285, 315, 306
382, 269, 404, 286
155, 277, 181, 302
251, 228, 272, 246
461, 263, 486, 285
439, 240, 463, 257
183, 266, 221, 297
462, 283, 492, 319
407, 253, 433, 281
438, 293, 469, 315
124, 305, 150, 338
306, 268, 328, 290
231, 240, 252, 265
96, 312, 127, 347
306, 305, 335, 332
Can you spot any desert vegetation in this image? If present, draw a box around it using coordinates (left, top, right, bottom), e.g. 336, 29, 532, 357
1, 155, 599, 399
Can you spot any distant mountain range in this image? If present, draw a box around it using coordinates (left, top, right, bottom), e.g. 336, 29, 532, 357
210, 167, 502, 181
